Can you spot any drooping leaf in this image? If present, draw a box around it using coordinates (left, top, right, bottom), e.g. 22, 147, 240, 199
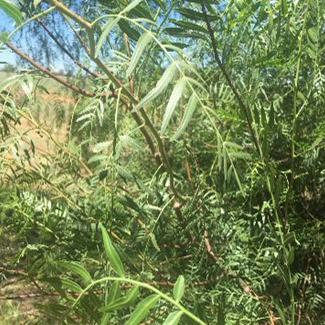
95, 18, 120, 58
126, 32, 152, 77
134, 63, 177, 111
172, 92, 198, 140
125, 294, 160, 325
161, 78, 186, 134
100, 223, 125, 277
173, 275, 185, 302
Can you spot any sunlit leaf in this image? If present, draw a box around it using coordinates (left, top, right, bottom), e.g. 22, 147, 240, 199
95, 18, 120, 58
134, 63, 177, 111
126, 32, 152, 77
161, 78, 186, 134
172, 92, 198, 140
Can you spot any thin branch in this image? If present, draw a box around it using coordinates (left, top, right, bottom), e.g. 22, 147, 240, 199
4, 42, 108, 99
36, 18, 99, 78
200, 1, 261, 156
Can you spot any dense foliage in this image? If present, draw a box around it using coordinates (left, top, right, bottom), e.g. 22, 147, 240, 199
1, 0, 325, 324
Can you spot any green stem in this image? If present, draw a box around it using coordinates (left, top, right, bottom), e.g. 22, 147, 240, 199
71, 277, 206, 325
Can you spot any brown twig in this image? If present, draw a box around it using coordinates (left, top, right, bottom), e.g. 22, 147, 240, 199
5, 42, 108, 99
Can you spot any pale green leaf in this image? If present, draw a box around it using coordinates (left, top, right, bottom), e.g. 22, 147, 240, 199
120, 0, 143, 15
125, 294, 159, 325
171, 92, 198, 140
126, 32, 152, 77
95, 18, 120, 58
161, 78, 186, 134
100, 223, 125, 277
34, 0, 42, 6
162, 311, 183, 325
134, 63, 177, 111
173, 275, 185, 302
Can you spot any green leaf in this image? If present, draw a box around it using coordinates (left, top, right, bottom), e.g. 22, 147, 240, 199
120, 0, 143, 15
100, 313, 111, 325
34, 0, 42, 6
100, 223, 125, 277
100, 286, 139, 312
0, 0, 23, 26
149, 233, 160, 252
118, 20, 140, 41
173, 275, 185, 302
125, 294, 160, 325
307, 27, 318, 43
60, 261, 92, 285
172, 92, 198, 140
161, 78, 186, 134
126, 32, 152, 77
162, 311, 183, 325
281, 0, 288, 16
0, 32, 9, 43
134, 63, 176, 111
95, 18, 120, 58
